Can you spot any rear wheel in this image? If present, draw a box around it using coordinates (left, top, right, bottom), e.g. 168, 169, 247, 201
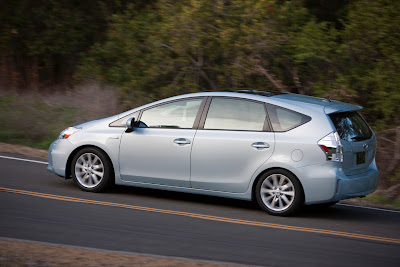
255, 170, 304, 216
71, 147, 114, 192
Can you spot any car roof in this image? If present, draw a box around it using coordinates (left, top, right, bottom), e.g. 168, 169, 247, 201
272, 93, 362, 114
174, 91, 362, 114
119, 90, 362, 118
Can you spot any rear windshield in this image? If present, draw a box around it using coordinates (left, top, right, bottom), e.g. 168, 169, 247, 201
329, 111, 372, 142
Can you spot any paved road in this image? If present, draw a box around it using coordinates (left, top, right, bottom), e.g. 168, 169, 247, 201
0, 152, 399, 266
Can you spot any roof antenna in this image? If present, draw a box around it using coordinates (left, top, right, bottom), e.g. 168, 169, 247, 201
327, 87, 338, 102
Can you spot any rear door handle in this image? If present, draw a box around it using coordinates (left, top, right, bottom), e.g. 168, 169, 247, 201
252, 142, 270, 150
174, 138, 191, 145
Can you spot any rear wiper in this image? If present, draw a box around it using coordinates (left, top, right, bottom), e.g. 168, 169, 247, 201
351, 135, 364, 140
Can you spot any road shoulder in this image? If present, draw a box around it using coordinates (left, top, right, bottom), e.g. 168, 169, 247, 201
0, 238, 242, 267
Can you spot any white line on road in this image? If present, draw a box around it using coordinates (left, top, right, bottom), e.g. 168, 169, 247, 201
336, 203, 400, 213
0, 155, 48, 165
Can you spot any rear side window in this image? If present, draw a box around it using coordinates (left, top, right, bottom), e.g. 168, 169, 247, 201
329, 111, 372, 142
204, 98, 266, 131
267, 104, 311, 132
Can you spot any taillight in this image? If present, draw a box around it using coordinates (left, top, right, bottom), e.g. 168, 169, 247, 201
318, 132, 343, 162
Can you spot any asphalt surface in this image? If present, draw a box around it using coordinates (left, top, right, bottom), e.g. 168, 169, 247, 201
0, 152, 399, 266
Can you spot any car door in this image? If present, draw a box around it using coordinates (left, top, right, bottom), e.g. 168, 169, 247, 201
119, 97, 205, 187
190, 97, 275, 193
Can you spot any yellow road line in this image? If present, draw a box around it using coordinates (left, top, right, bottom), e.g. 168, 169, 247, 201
1, 186, 399, 244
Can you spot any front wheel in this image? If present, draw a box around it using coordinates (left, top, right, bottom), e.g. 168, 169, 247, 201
71, 147, 114, 192
255, 170, 304, 216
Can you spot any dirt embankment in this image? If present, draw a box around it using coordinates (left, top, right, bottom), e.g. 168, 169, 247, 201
0, 238, 235, 267
0, 142, 48, 159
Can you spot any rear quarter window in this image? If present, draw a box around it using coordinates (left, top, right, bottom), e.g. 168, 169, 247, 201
267, 104, 311, 132
329, 111, 372, 142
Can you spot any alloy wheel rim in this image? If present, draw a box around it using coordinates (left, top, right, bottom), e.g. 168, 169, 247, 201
75, 153, 104, 188
260, 174, 295, 212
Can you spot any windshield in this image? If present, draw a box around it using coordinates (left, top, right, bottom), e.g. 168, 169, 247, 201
329, 111, 372, 142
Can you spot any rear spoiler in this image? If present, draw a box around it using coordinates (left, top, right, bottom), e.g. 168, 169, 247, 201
324, 101, 362, 114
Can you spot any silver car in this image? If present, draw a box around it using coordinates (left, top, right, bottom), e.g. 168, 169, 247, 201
47, 90, 378, 215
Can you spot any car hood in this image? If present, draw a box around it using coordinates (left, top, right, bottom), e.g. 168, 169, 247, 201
74, 115, 119, 130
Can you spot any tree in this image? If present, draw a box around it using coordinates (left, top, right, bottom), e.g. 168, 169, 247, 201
80, 0, 311, 105
0, 0, 131, 89
78, 0, 400, 129
339, 0, 400, 128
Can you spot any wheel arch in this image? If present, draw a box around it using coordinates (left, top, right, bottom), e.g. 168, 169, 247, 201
251, 167, 305, 202
65, 145, 115, 179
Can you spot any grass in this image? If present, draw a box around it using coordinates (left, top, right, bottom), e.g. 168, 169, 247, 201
0, 83, 119, 149
0, 95, 80, 149
363, 194, 400, 207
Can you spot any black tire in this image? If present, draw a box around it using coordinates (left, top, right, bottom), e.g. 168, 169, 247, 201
71, 147, 114, 192
255, 169, 304, 216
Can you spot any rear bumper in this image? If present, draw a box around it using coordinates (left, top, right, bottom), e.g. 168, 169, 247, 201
331, 164, 379, 202
300, 160, 378, 205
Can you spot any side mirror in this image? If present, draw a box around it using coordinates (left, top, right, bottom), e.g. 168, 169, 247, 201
126, 117, 136, 132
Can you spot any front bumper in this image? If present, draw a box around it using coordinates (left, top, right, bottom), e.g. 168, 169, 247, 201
47, 139, 75, 178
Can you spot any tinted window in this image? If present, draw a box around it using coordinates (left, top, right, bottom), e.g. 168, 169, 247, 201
267, 104, 311, 132
140, 98, 202, 129
204, 98, 266, 131
110, 111, 139, 127
329, 111, 372, 142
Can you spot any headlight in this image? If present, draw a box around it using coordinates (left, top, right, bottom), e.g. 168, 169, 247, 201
59, 127, 81, 139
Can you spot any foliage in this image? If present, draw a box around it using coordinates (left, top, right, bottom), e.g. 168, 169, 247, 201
1, 0, 399, 128
364, 193, 400, 207
0, 95, 79, 149
0, 84, 118, 149
289, 0, 400, 127
0, 0, 131, 87
79, 0, 311, 104
78, 0, 400, 129
338, 0, 400, 128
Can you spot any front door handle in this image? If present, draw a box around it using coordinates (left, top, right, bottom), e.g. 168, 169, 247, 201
174, 138, 191, 145
252, 142, 270, 150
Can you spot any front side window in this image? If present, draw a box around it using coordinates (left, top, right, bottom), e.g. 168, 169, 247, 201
204, 98, 266, 131
267, 104, 311, 132
139, 98, 202, 129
